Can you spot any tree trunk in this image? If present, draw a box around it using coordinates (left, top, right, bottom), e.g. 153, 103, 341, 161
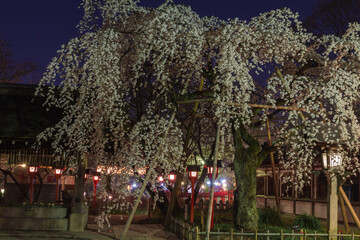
145, 183, 169, 216
74, 163, 85, 214
164, 171, 184, 228
233, 155, 258, 230
232, 123, 266, 231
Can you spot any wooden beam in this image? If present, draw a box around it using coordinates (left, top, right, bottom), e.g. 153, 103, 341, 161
177, 98, 305, 112
338, 192, 350, 233
339, 186, 360, 230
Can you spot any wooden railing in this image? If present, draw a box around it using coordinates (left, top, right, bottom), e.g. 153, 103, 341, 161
169, 217, 360, 240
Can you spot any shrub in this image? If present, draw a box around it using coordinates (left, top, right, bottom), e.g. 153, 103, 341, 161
258, 208, 283, 226
294, 214, 321, 231
214, 223, 233, 232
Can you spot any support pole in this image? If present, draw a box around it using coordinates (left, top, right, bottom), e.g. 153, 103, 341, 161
339, 192, 350, 233
165, 79, 204, 228
327, 175, 338, 240
266, 118, 280, 212
120, 111, 176, 240
211, 200, 215, 230
339, 186, 360, 230
205, 122, 221, 240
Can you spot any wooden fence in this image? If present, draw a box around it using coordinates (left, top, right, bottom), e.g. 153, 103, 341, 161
169, 217, 360, 240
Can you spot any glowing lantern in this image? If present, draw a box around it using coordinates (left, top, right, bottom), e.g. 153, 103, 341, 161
322, 150, 343, 170
158, 176, 164, 183
168, 171, 176, 184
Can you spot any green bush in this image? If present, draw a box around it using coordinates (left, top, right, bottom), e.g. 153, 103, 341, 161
214, 223, 233, 232
258, 208, 283, 226
294, 214, 321, 231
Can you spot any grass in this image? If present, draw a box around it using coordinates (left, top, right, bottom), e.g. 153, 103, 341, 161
175, 207, 331, 234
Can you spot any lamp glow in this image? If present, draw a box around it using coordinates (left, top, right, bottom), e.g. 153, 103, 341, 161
322, 151, 343, 170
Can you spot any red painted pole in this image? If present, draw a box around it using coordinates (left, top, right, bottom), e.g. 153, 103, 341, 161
29, 177, 34, 204
190, 181, 195, 224
93, 183, 97, 208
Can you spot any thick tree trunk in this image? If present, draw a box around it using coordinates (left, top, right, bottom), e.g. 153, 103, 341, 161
232, 123, 267, 231
164, 171, 184, 228
233, 156, 258, 230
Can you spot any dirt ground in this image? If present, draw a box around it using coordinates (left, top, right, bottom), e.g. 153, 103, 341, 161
88, 214, 164, 225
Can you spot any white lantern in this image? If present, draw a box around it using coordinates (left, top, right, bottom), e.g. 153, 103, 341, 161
322, 151, 342, 169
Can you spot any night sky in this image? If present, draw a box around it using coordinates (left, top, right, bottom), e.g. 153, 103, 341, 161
0, 0, 322, 80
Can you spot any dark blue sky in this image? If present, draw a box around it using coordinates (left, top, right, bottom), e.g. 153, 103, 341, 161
0, 0, 322, 80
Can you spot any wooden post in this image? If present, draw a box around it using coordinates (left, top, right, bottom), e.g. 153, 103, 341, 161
339, 192, 350, 233
255, 228, 258, 240
281, 229, 284, 240
339, 186, 360, 230
294, 191, 297, 214
195, 227, 199, 240
311, 174, 315, 215
205, 123, 221, 240
327, 176, 338, 240
188, 225, 191, 240
230, 228, 234, 240
266, 118, 280, 212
